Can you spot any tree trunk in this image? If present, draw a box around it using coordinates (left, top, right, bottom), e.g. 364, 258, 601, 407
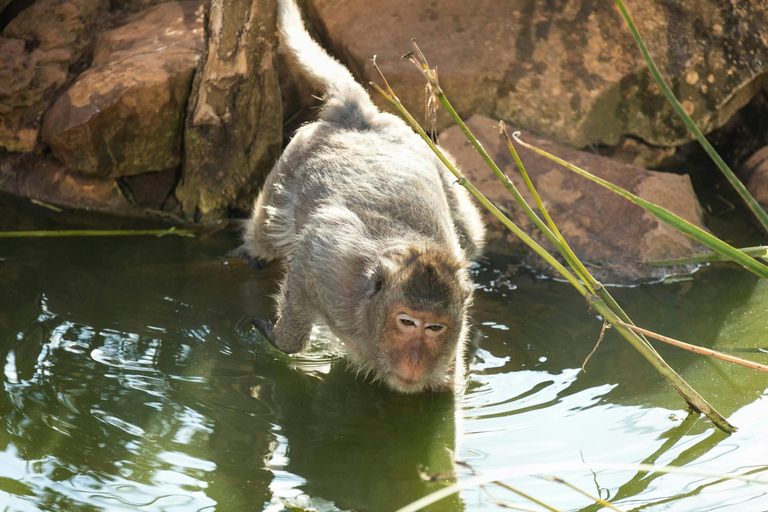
177, 0, 282, 221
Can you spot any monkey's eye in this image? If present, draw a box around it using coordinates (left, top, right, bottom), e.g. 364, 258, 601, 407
426, 324, 444, 332
375, 279, 383, 292
399, 318, 416, 327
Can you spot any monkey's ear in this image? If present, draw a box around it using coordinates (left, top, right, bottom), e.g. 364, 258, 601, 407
367, 258, 393, 298
366, 271, 385, 298
458, 269, 474, 304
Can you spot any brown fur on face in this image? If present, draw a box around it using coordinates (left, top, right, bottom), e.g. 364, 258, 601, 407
381, 304, 456, 392
367, 246, 473, 393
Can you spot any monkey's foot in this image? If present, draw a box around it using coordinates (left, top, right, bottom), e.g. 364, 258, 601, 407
251, 318, 276, 345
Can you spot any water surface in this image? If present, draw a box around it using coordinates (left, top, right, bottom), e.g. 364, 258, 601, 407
1, 197, 766, 511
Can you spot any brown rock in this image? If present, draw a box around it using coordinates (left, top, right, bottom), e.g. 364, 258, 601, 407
306, 0, 768, 148
177, 0, 282, 221
438, 115, 707, 282
41, 1, 204, 178
0, 0, 108, 152
741, 146, 768, 209
121, 167, 178, 211
0, 154, 133, 213
597, 137, 676, 169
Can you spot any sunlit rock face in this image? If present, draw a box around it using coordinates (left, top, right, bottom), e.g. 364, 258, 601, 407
305, 0, 768, 148
41, 1, 205, 179
439, 115, 707, 283
0, 0, 109, 152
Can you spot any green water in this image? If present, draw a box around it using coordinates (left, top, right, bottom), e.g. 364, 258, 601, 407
1, 197, 767, 511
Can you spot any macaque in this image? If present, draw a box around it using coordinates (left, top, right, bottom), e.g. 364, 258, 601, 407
242, 0, 485, 393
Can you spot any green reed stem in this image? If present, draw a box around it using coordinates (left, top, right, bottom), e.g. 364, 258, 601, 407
615, 0, 768, 233
512, 133, 768, 281
650, 246, 768, 266
0, 228, 195, 238
370, 61, 735, 434
406, 45, 657, 349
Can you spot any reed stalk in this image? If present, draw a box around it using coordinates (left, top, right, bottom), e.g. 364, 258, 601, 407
370, 56, 736, 433
614, 0, 768, 233
511, 133, 768, 281
650, 246, 768, 266
0, 228, 195, 238
615, 321, 768, 373
396, 462, 768, 512
539, 475, 624, 512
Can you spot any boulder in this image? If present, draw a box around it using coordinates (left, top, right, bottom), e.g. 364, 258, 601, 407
177, 0, 282, 221
0, 0, 108, 152
41, 1, 204, 178
740, 146, 768, 210
0, 155, 134, 213
306, 0, 768, 148
438, 115, 708, 282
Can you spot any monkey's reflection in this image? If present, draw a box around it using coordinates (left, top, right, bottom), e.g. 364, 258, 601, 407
249, 341, 465, 511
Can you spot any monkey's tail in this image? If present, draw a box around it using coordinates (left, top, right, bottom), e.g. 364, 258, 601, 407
277, 0, 378, 129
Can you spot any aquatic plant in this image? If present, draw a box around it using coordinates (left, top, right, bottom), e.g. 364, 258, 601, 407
372, 37, 767, 438
371, 0, 768, 437
397, 461, 768, 512
615, 0, 768, 234
0, 227, 195, 238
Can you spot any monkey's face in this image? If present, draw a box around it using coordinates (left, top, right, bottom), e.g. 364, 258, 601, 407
379, 303, 460, 393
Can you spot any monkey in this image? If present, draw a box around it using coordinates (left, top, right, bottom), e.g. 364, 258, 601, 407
242, 0, 485, 393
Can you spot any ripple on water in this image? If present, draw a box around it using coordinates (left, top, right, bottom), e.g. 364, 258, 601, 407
89, 409, 146, 437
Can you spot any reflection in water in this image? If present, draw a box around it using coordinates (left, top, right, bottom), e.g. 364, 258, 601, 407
1, 198, 767, 511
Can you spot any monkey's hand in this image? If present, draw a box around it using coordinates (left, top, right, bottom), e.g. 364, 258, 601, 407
228, 246, 268, 270
251, 318, 276, 345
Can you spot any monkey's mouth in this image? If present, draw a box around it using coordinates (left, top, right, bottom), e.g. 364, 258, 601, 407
388, 373, 429, 393
394, 375, 420, 385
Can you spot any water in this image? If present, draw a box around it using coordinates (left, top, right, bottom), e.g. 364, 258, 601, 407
1, 197, 767, 511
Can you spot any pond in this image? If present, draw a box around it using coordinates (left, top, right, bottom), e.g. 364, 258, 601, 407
1, 196, 767, 511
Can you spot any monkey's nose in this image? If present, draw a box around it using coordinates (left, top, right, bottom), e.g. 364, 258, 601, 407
397, 347, 426, 382
408, 343, 422, 364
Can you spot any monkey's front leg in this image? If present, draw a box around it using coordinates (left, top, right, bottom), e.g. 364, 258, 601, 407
252, 318, 276, 342
253, 287, 315, 354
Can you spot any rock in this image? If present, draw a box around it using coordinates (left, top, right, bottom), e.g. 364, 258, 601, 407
741, 146, 768, 209
109, 0, 173, 10
0, 0, 108, 152
438, 115, 708, 282
121, 167, 179, 211
0, 154, 134, 213
305, 0, 768, 148
0, 0, 12, 14
41, 1, 204, 178
177, 0, 282, 221
596, 137, 676, 170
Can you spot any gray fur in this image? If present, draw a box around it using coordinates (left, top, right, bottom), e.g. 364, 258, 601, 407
243, 0, 485, 392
